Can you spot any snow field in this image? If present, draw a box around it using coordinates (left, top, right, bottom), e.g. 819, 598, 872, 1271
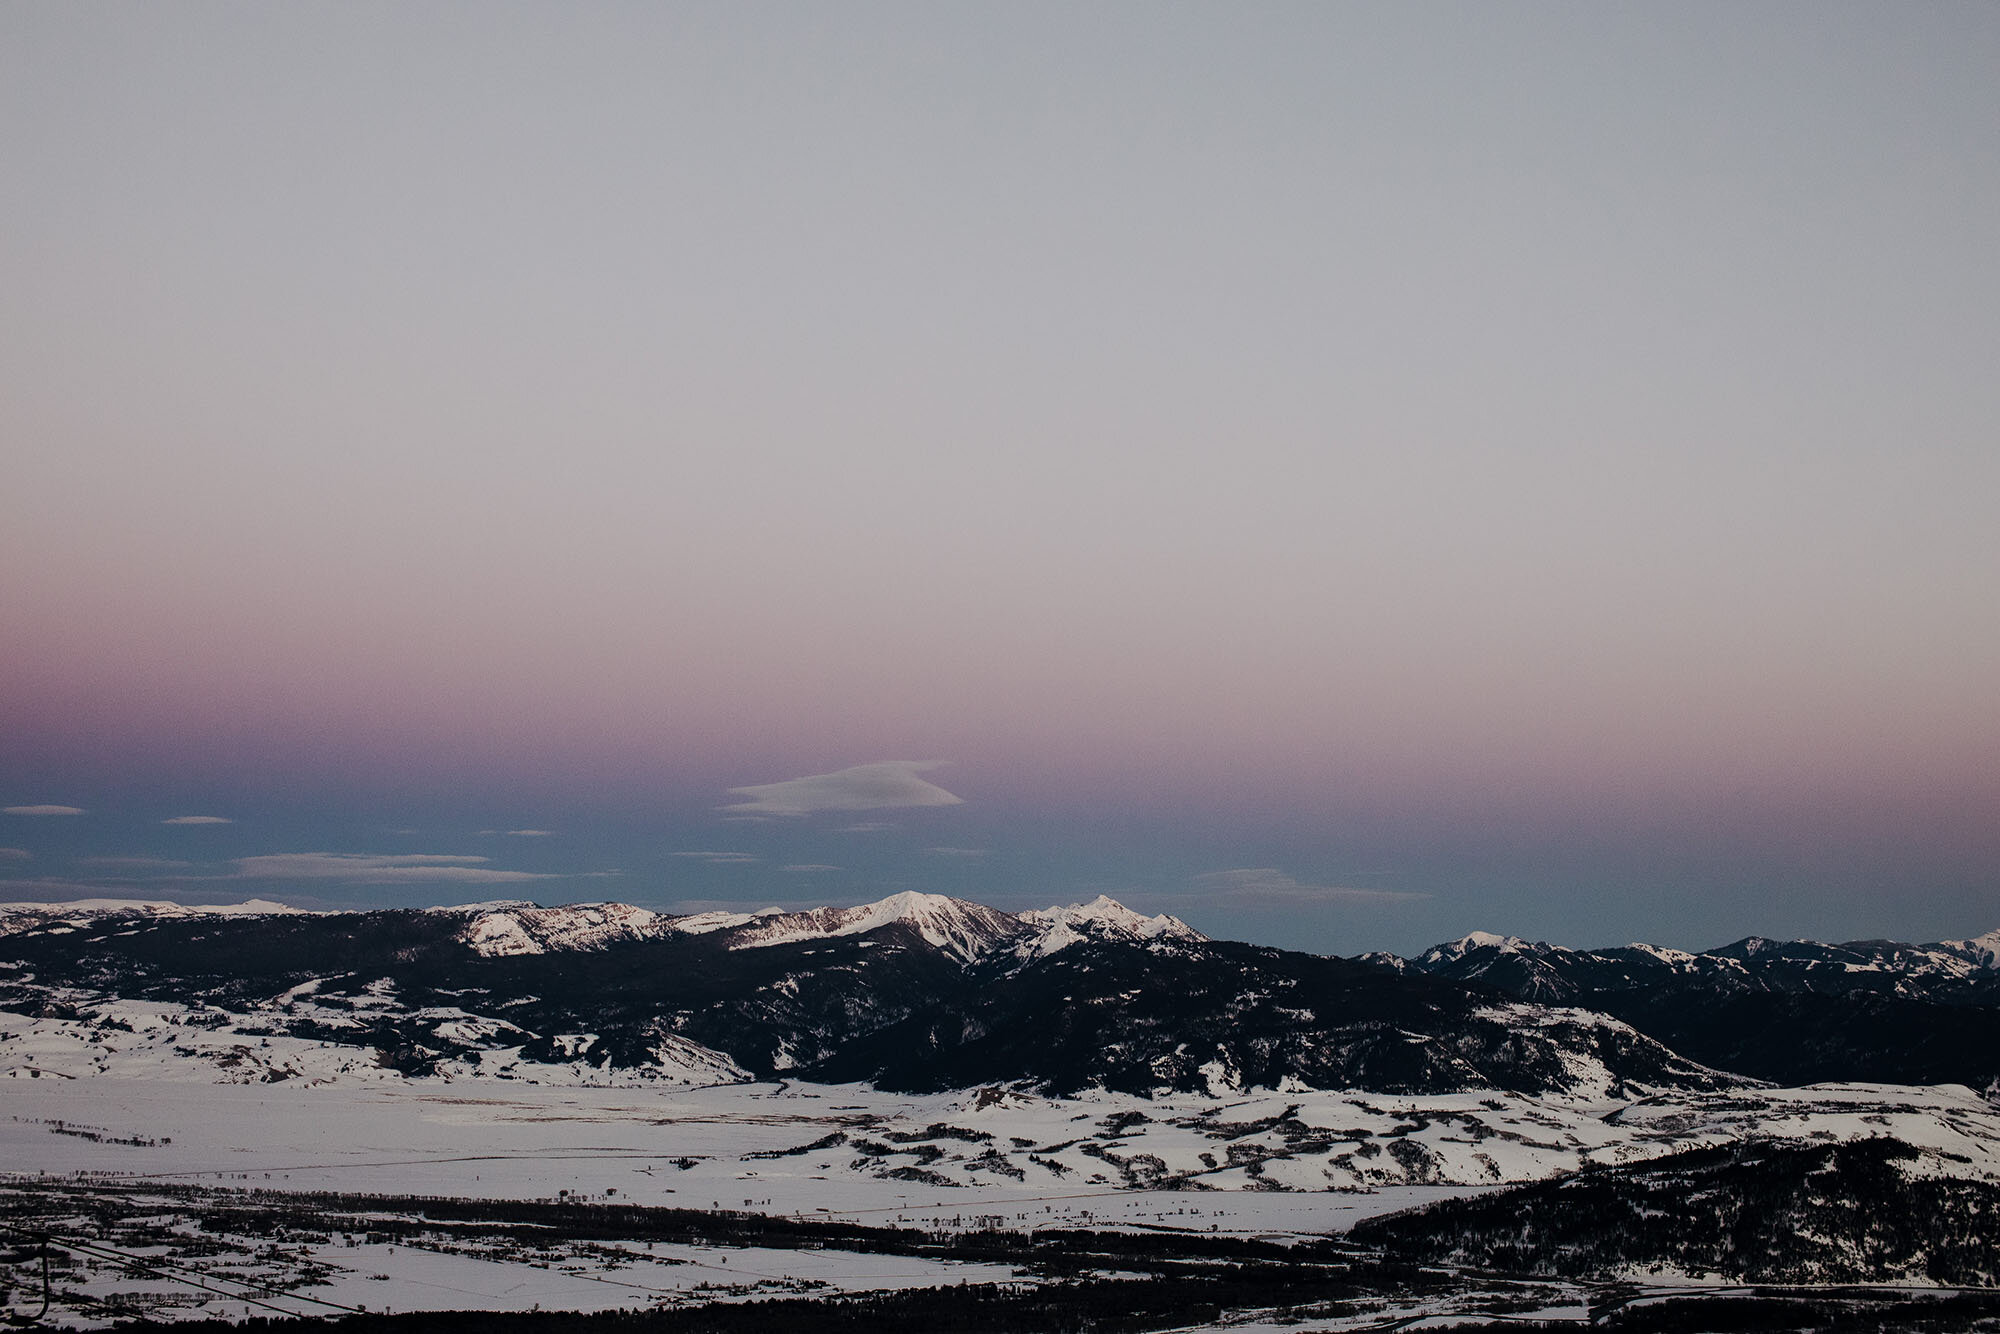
5, 1072, 1997, 1226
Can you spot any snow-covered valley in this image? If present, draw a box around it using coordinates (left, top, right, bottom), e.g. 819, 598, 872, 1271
7, 1070, 1999, 1328
4, 893, 2000, 1329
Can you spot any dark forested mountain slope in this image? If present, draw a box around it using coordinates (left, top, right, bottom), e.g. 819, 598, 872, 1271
787, 937, 1723, 1096
1403, 929, 2000, 1089
5, 895, 1997, 1094
0, 896, 1722, 1097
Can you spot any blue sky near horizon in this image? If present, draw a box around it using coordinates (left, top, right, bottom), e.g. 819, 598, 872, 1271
4, 3, 1997, 955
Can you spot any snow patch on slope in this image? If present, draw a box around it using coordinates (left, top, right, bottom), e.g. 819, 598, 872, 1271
669, 908, 784, 935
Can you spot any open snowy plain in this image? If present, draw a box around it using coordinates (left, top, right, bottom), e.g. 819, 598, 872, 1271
5, 1056, 2000, 1326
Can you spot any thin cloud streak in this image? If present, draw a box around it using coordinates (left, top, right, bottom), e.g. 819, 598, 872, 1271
4, 805, 85, 816
162, 815, 232, 825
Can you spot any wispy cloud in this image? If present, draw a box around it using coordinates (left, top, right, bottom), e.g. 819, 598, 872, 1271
162, 815, 232, 825
722, 762, 964, 817
782, 864, 840, 873
505, 829, 555, 837
233, 853, 553, 884
0, 848, 30, 862
926, 846, 989, 857
78, 857, 193, 871
4, 805, 84, 817
839, 821, 897, 834
671, 851, 760, 865
1189, 869, 1428, 906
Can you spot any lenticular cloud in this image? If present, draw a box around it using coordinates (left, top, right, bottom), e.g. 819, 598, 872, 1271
722, 762, 965, 816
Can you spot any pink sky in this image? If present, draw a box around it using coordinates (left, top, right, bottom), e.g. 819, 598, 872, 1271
3, 4, 1997, 952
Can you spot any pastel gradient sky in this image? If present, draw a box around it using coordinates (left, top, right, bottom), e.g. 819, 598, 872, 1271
4, 3, 1996, 954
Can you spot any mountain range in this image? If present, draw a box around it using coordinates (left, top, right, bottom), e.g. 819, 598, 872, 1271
5, 891, 1998, 1098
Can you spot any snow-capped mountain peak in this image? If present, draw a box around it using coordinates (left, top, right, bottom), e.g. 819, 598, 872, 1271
1939, 928, 2000, 970
723, 891, 1026, 963
449, 892, 1205, 966
1015, 895, 1203, 958
1418, 930, 1539, 967
713, 891, 1204, 964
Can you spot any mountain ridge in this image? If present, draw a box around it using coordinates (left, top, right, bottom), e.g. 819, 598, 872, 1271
9, 891, 1988, 972
3, 892, 1994, 1094
0, 891, 1730, 1099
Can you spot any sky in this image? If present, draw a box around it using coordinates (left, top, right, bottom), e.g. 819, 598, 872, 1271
3, 2, 1996, 956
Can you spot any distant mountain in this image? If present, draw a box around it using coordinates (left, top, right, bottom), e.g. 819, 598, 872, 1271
1401, 927, 2000, 1088
1410, 927, 2000, 1002
0, 892, 1725, 1099
444, 890, 1198, 964
0, 896, 305, 924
